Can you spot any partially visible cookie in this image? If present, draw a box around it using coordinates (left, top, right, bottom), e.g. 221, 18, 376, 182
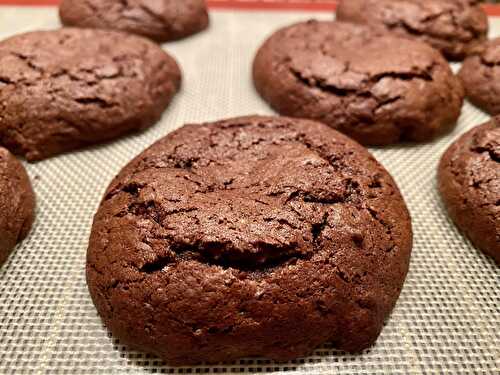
253, 20, 464, 146
59, 0, 209, 42
87, 115, 413, 365
336, 0, 488, 61
0, 28, 181, 161
0, 148, 35, 265
438, 120, 500, 264
459, 38, 500, 115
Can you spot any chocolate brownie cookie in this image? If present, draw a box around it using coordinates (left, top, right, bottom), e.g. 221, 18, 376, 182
87, 115, 413, 365
336, 0, 488, 61
0, 28, 181, 161
59, 0, 209, 42
0, 148, 35, 266
459, 38, 500, 115
253, 21, 464, 146
439, 120, 499, 264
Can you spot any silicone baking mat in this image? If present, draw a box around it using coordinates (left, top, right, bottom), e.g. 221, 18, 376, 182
0, 2, 498, 374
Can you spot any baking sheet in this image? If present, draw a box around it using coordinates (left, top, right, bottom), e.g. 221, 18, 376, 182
0, 5, 498, 374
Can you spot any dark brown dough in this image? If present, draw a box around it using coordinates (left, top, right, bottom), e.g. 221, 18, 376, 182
0, 147, 35, 266
439, 119, 500, 264
59, 0, 209, 42
459, 37, 500, 115
336, 0, 488, 61
0, 28, 181, 161
87, 115, 413, 365
253, 20, 464, 146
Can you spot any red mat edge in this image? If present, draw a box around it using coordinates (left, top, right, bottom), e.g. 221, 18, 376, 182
0, 1, 500, 16
0, 0, 336, 9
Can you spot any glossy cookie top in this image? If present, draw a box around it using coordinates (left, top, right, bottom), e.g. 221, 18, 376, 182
0, 28, 181, 161
459, 37, 500, 115
439, 120, 500, 264
60, 0, 209, 42
336, 0, 488, 60
253, 20, 464, 145
87, 115, 413, 365
0, 147, 35, 265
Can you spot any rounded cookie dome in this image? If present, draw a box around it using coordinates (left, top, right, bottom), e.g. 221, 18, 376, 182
336, 0, 488, 61
0, 28, 181, 161
439, 119, 500, 264
253, 21, 464, 146
459, 38, 500, 115
0, 148, 35, 265
60, 0, 209, 42
87, 115, 413, 365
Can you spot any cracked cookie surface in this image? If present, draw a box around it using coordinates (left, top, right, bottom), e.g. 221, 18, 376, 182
0, 147, 35, 265
439, 119, 500, 264
87, 115, 413, 365
459, 38, 500, 115
59, 0, 209, 42
253, 21, 464, 146
336, 0, 488, 61
0, 28, 181, 161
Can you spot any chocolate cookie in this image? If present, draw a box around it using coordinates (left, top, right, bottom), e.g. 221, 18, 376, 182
87, 115, 413, 365
0, 148, 35, 266
459, 38, 500, 115
438, 120, 499, 264
0, 28, 181, 161
336, 0, 488, 61
253, 21, 464, 146
59, 0, 209, 42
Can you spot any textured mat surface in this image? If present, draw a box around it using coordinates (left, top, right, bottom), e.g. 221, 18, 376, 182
0, 6, 498, 375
